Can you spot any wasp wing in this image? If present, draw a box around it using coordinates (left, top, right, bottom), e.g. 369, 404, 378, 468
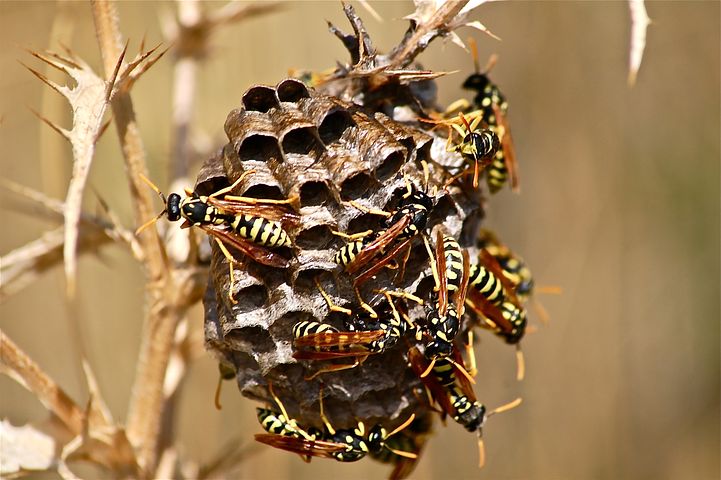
346, 216, 410, 275
294, 330, 386, 349
492, 103, 519, 192
434, 230, 448, 316
353, 238, 413, 287
408, 347, 457, 417
449, 346, 477, 403
465, 290, 515, 334
455, 249, 471, 316
201, 224, 290, 268
254, 434, 345, 459
478, 249, 521, 307
205, 196, 300, 229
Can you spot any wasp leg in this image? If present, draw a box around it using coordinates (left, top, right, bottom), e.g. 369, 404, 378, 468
516, 344, 525, 381
394, 241, 413, 283
210, 169, 257, 198
422, 234, 441, 292
331, 229, 374, 241
355, 286, 378, 319
214, 238, 238, 304
214, 374, 225, 410
380, 289, 425, 306
305, 356, 367, 381
344, 200, 392, 218
464, 330, 478, 378
379, 290, 419, 331
445, 98, 472, 115
315, 278, 352, 316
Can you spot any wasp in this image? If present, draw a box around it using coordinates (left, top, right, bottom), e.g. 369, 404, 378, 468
420, 110, 499, 189
137, 170, 299, 301
416, 231, 471, 376
408, 346, 521, 468
334, 177, 434, 316
293, 282, 422, 378
255, 387, 418, 463
370, 412, 433, 480
464, 244, 529, 379
465, 246, 524, 341
450, 38, 519, 193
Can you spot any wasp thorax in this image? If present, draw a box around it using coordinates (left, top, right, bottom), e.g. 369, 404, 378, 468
181, 197, 210, 224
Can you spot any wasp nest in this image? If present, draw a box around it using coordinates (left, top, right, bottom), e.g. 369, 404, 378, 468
201, 74, 484, 431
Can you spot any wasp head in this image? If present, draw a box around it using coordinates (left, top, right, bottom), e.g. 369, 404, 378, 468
462, 73, 491, 93
366, 425, 387, 454
166, 193, 182, 221
456, 402, 487, 433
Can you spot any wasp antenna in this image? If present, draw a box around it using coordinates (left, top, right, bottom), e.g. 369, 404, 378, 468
387, 446, 419, 459
469, 37, 480, 74
490, 397, 523, 417
387, 413, 416, 439
134, 210, 166, 236
516, 346, 525, 381
483, 53, 499, 75
139, 173, 167, 203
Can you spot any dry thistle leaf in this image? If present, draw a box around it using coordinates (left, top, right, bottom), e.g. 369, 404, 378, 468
23, 46, 125, 297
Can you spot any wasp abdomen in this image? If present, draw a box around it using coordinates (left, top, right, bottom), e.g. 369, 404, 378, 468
443, 236, 465, 294
469, 263, 505, 305
334, 239, 366, 267
231, 214, 291, 247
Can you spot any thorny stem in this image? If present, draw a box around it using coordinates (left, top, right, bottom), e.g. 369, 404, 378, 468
388, 0, 467, 69
91, 0, 178, 475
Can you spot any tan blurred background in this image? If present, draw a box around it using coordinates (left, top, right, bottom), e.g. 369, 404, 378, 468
1, 1, 719, 479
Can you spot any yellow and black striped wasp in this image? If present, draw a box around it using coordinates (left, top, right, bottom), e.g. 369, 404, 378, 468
334, 177, 435, 316
420, 110, 499, 189
464, 244, 528, 379
415, 230, 472, 379
255, 387, 418, 463
447, 38, 519, 193
292, 282, 422, 379
137, 170, 299, 300
370, 412, 433, 480
408, 346, 521, 468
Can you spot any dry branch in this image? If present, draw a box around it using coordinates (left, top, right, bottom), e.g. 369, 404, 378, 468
0, 330, 84, 436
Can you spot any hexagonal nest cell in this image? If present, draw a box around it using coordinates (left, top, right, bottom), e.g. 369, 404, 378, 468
201, 76, 487, 434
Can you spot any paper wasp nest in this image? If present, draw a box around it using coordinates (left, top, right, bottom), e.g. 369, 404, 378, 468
201, 77, 483, 430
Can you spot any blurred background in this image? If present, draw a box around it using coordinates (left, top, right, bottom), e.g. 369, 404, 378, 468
1, 1, 718, 479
